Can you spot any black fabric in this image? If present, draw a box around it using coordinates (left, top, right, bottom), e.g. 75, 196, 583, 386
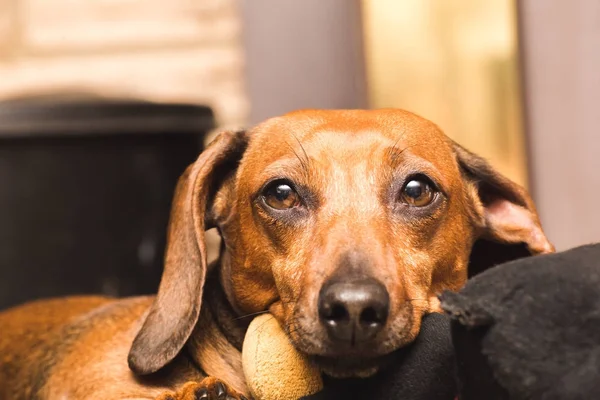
441, 243, 600, 400
301, 313, 456, 400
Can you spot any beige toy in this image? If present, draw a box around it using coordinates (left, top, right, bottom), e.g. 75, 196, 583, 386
242, 314, 323, 400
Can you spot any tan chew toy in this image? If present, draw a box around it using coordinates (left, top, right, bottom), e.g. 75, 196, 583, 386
242, 313, 324, 400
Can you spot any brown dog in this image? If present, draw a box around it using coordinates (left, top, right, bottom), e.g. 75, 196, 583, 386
0, 109, 553, 399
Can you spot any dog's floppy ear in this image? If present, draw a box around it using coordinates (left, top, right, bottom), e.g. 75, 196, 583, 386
128, 130, 249, 375
453, 142, 554, 276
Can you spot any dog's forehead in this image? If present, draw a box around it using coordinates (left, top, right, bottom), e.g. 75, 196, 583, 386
248, 109, 450, 154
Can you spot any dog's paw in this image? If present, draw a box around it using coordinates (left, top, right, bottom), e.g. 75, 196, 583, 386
155, 377, 249, 400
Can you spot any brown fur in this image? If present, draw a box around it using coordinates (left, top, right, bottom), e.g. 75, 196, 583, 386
0, 109, 553, 399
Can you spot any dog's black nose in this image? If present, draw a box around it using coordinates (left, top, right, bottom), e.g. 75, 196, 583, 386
318, 279, 389, 344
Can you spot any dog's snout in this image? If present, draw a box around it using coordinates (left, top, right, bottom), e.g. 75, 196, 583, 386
318, 279, 389, 345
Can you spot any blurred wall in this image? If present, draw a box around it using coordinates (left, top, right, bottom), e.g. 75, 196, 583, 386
239, 0, 367, 125
362, 0, 527, 187
519, 0, 600, 250
0, 0, 248, 128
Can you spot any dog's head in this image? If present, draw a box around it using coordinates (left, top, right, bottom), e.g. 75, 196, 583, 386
128, 109, 553, 377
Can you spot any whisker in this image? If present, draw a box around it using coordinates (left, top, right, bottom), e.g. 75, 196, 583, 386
284, 140, 310, 177
233, 310, 270, 320
291, 133, 310, 167
247, 313, 277, 334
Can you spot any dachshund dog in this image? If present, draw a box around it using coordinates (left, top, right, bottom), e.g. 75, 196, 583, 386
0, 109, 553, 399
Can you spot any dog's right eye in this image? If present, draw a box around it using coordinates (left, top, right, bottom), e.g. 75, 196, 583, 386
262, 180, 302, 210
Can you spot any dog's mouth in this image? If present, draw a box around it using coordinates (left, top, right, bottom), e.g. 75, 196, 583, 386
282, 316, 415, 379
310, 353, 394, 378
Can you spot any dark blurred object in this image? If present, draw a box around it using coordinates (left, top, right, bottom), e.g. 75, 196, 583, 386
441, 244, 600, 400
0, 93, 213, 309
302, 313, 456, 400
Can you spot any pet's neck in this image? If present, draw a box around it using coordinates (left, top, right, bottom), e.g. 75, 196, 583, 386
185, 269, 251, 394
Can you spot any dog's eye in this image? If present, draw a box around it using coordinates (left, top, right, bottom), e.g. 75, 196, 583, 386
400, 178, 435, 207
263, 180, 301, 210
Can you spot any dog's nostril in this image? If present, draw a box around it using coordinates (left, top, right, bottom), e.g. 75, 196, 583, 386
329, 303, 349, 322
360, 306, 382, 326
320, 302, 350, 323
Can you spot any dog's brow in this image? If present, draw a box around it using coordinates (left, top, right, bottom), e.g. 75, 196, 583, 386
260, 157, 313, 183
386, 143, 419, 168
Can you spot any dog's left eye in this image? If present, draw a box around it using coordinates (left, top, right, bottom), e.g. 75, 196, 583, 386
400, 177, 436, 207
262, 180, 301, 210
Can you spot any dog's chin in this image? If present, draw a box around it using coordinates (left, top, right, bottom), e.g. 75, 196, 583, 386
311, 354, 389, 378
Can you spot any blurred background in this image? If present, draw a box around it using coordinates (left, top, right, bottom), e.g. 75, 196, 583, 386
0, 0, 598, 308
